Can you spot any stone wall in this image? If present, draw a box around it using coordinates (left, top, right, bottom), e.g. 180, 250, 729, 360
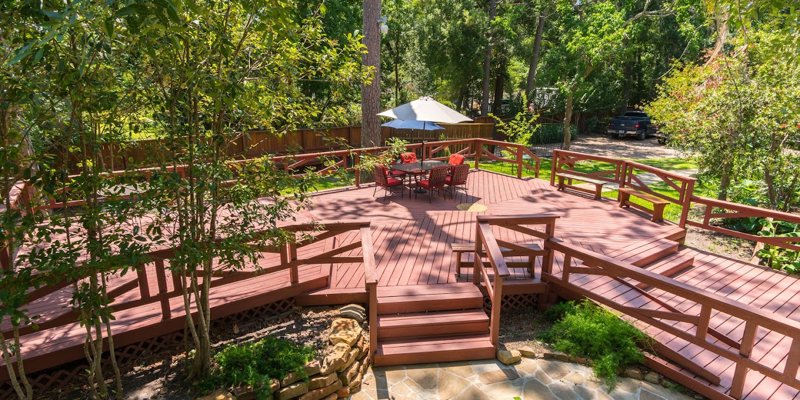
211, 304, 371, 400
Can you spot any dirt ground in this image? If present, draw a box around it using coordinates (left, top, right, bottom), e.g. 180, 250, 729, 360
570, 134, 680, 159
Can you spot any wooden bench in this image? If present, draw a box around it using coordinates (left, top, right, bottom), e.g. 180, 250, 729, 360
451, 242, 543, 279
618, 187, 670, 222
555, 172, 606, 200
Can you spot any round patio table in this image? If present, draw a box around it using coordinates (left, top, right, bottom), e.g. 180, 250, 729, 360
390, 160, 446, 193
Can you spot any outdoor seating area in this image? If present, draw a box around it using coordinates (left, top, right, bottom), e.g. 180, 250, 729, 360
373, 152, 470, 202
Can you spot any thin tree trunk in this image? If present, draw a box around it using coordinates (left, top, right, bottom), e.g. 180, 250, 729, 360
706, 4, 729, 64
480, 0, 498, 116
492, 59, 506, 118
525, 13, 545, 98
563, 90, 574, 150
361, 0, 383, 146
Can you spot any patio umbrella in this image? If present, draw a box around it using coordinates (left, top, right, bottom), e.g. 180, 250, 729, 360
381, 119, 445, 131
377, 96, 472, 124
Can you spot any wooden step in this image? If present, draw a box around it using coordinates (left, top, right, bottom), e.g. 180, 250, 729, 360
374, 334, 495, 366
637, 253, 695, 289
622, 239, 680, 267
377, 283, 484, 314
378, 309, 489, 340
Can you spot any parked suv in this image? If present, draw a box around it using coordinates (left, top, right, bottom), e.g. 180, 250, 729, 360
607, 111, 656, 140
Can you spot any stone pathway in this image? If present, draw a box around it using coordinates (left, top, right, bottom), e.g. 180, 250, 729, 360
352, 359, 695, 400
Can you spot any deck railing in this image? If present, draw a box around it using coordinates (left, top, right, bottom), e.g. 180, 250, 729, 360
686, 196, 800, 252
1, 220, 376, 355
550, 150, 697, 228
480, 214, 800, 400
473, 215, 557, 345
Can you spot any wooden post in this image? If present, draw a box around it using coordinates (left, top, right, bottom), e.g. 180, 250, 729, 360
289, 242, 299, 285
136, 264, 150, 299
549, 150, 558, 186
679, 180, 695, 229
354, 153, 361, 187
490, 276, 503, 346
562, 254, 572, 282
696, 304, 711, 341
473, 224, 482, 285
368, 281, 378, 356
516, 146, 523, 179
154, 260, 171, 320
730, 322, 758, 399
474, 139, 481, 170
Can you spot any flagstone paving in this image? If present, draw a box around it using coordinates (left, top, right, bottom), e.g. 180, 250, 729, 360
352, 359, 695, 400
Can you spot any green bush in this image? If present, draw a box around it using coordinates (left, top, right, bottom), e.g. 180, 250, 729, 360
540, 300, 649, 389
212, 337, 315, 399
529, 123, 577, 145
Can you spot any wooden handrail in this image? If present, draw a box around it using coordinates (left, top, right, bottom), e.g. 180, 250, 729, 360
477, 222, 510, 277
2, 220, 375, 337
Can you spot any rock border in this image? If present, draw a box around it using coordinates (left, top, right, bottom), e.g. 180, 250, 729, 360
202, 304, 371, 400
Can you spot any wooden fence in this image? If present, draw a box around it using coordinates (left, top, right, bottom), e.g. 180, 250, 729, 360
67, 123, 494, 173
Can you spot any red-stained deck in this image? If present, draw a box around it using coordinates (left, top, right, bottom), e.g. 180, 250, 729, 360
4, 170, 800, 399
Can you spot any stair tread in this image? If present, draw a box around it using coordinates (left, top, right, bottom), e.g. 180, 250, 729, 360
378, 310, 488, 327
378, 334, 493, 354
378, 283, 481, 298
647, 253, 695, 274
621, 239, 679, 266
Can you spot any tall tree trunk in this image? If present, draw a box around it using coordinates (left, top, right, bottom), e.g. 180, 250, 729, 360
525, 13, 545, 98
480, 0, 498, 116
361, 0, 383, 147
563, 90, 574, 150
492, 59, 506, 116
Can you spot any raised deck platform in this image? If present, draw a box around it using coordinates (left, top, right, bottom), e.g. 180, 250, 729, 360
4, 170, 800, 399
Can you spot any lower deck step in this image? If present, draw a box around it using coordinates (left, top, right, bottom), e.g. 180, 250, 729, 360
377, 283, 484, 314
374, 334, 495, 366
378, 309, 489, 339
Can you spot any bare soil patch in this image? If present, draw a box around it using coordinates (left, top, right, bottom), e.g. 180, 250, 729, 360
570, 134, 679, 159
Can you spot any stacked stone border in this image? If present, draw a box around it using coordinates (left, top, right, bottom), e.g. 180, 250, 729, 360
217, 304, 371, 400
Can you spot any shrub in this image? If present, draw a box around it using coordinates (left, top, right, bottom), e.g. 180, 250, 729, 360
540, 300, 649, 389
529, 123, 577, 145
212, 337, 315, 399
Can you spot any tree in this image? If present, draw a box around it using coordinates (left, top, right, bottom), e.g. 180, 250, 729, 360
480, 0, 498, 116
361, 0, 382, 146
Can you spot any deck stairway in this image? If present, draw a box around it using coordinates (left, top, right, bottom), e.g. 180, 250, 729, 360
373, 282, 496, 366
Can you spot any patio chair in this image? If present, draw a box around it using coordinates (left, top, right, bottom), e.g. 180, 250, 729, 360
446, 164, 470, 200
373, 165, 404, 200
416, 165, 450, 202
400, 152, 418, 164
448, 153, 465, 166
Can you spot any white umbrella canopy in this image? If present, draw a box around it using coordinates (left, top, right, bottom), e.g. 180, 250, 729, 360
377, 96, 472, 124
381, 119, 445, 131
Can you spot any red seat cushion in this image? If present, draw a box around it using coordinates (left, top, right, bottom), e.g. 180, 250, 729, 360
418, 179, 432, 189
448, 154, 465, 165
386, 177, 403, 186
390, 170, 406, 177
444, 176, 453, 185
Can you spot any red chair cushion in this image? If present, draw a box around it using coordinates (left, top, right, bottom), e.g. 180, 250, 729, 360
386, 177, 403, 186
448, 154, 465, 165
418, 179, 432, 189
400, 152, 418, 163
390, 169, 406, 177
445, 176, 453, 185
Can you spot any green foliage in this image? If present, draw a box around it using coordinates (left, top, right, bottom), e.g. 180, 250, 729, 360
492, 94, 540, 144
646, 24, 800, 210
212, 337, 315, 399
540, 301, 649, 389
530, 124, 577, 145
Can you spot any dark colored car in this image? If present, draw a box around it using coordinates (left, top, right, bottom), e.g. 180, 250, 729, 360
607, 111, 656, 140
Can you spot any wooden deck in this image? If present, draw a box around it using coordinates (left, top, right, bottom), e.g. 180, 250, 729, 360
4, 169, 800, 399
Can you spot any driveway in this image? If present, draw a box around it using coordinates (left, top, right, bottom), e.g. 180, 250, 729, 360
569, 134, 679, 159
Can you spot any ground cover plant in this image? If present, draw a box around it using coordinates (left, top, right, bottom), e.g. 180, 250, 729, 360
540, 300, 650, 389
211, 337, 315, 399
